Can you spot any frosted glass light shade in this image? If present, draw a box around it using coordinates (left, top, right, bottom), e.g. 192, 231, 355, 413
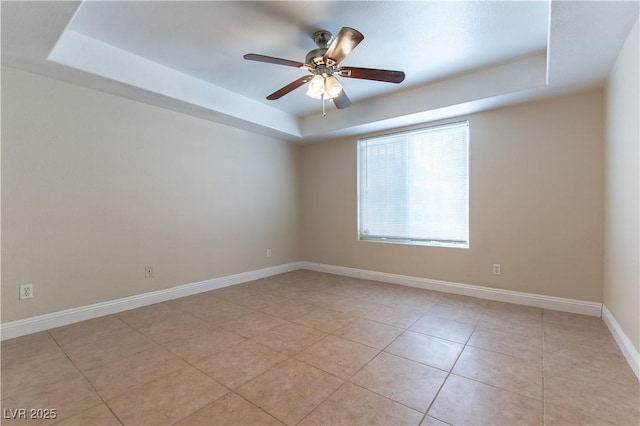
324, 76, 342, 98
306, 75, 325, 99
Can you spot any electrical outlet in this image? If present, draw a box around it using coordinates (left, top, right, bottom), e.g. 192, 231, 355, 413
492, 264, 501, 275
144, 266, 153, 278
266, 248, 272, 257
20, 284, 34, 300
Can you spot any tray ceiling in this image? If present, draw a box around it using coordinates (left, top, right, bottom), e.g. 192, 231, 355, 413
2, 1, 638, 142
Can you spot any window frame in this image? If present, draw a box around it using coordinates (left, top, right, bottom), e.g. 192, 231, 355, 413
356, 120, 470, 249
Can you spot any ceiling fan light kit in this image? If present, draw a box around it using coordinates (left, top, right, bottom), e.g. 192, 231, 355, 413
244, 27, 405, 115
305, 74, 342, 100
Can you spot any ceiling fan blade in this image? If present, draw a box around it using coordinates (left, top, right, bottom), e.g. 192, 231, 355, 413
338, 66, 405, 83
266, 75, 314, 100
244, 53, 307, 69
332, 90, 351, 109
323, 27, 364, 66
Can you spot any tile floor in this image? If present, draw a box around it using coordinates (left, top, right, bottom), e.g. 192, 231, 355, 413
2, 270, 638, 425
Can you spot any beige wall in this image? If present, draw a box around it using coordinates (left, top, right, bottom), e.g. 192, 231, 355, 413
1, 67, 301, 322
604, 18, 639, 352
302, 89, 604, 302
0, 65, 612, 324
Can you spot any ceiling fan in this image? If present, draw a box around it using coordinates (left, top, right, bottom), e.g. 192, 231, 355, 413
244, 27, 405, 112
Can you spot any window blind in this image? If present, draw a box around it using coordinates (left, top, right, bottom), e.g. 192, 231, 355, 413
358, 121, 469, 247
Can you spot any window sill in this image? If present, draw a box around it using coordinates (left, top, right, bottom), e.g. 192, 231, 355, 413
358, 237, 469, 249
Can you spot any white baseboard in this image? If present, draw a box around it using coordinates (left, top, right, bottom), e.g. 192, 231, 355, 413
2, 260, 607, 342
7, 260, 635, 381
302, 261, 603, 317
602, 305, 640, 381
0, 262, 302, 341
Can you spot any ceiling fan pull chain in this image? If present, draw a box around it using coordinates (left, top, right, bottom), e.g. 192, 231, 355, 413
322, 97, 326, 117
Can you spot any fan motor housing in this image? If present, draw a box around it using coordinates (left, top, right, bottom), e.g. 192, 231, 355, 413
306, 48, 328, 66
306, 30, 334, 66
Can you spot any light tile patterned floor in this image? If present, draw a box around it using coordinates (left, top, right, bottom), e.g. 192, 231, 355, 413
1, 270, 638, 425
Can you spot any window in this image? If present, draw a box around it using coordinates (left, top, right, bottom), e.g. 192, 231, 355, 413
357, 121, 469, 248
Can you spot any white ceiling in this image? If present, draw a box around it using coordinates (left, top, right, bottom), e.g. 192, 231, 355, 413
2, 1, 638, 142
